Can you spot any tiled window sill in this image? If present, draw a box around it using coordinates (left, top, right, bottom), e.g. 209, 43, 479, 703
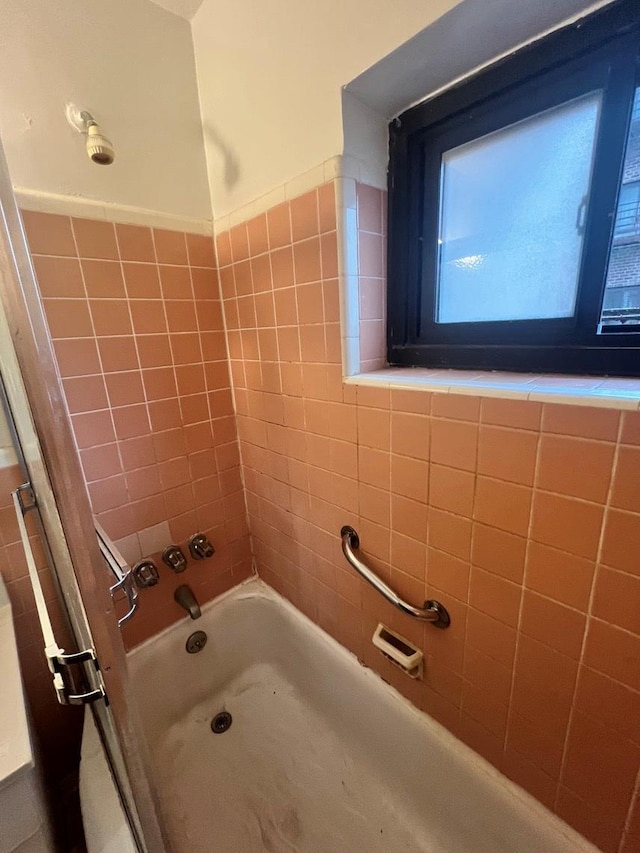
345, 367, 640, 410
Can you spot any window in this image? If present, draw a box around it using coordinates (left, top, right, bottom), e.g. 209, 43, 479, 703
387, 0, 640, 375
612, 181, 640, 240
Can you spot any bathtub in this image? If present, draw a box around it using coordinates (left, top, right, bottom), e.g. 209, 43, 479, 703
128, 578, 596, 853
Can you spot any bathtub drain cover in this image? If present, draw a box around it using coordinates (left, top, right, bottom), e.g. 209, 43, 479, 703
211, 711, 232, 734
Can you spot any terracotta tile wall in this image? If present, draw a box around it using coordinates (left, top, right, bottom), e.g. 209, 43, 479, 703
0, 463, 82, 839
217, 179, 640, 853
21, 211, 252, 647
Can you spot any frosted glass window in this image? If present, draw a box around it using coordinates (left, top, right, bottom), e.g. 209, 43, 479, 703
436, 92, 602, 325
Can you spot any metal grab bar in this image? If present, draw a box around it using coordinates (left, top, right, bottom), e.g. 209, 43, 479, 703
340, 526, 451, 629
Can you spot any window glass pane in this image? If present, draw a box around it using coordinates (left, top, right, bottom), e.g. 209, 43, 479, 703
436, 92, 602, 324
600, 87, 640, 332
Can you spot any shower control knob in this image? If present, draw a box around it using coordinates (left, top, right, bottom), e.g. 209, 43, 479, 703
188, 533, 215, 560
133, 559, 159, 589
162, 545, 188, 573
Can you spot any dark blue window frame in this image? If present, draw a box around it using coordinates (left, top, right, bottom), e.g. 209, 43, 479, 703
387, 0, 640, 375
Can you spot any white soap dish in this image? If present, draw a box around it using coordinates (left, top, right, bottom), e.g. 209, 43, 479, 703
372, 623, 423, 679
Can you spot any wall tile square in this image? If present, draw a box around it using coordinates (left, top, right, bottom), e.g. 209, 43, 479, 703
91, 299, 134, 336
291, 191, 319, 242
54, 338, 101, 377
293, 237, 322, 284
473, 476, 531, 537
583, 619, 640, 691
98, 336, 140, 373
469, 567, 521, 627
531, 491, 603, 560
611, 445, 640, 513
430, 464, 475, 517
116, 224, 155, 262
480, 397, 542, 431
542, 403, 620, 442
519, 590, 586, 658
477, 426, 538, 486
43, 298, 94, 338
592, 567, 640, 636
154, 228, 188, 265
123, 262, 162, 299
186, 233, 215, 268
318, 183, 336, 233
32, 256, 84, 297
267, 202, 292, 250
537, 435, 614, 504
105, 371, 145, 408
428, 548, 469, 601
72, 218, 118, 260
574, 665, 640, 745
22, 211, 75, 256
561, 711, 640, 824
525, 541, 594, 611
431, 418, 478, 471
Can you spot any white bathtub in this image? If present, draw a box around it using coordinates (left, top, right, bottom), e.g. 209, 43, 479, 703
128, 578, 597, 853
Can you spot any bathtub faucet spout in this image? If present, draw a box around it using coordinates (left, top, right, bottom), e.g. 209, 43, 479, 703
174, 584, 201, 620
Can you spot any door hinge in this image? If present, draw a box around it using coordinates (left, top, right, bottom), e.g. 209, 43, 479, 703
47, 646, 108, 706
12, 483, 109, 708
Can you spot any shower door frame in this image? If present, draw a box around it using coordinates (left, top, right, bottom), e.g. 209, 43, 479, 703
0, 142, 169, 852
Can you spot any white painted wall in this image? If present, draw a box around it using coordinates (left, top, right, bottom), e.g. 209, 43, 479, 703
149, 0, 205, 20
0, 0, 211, 220
192, 0, 463, 217
192, 0, 613, 219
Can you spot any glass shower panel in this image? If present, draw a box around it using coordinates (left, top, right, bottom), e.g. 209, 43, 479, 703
436, 91, 602, 324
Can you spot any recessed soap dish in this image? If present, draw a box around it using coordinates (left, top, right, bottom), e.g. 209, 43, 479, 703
372, 623, 423, 679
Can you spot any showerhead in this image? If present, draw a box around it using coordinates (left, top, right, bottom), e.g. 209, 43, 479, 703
65, 104, 115, 166
85, 121, 115, 166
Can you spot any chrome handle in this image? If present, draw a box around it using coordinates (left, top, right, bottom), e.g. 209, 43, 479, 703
133, 559, 159, 589
576, 195, 588, 235
340, 526, 450, 628
108, 571, 138, 627
96, 520, 139, 627
162, 544, 188, 572
189, 532, 215, 559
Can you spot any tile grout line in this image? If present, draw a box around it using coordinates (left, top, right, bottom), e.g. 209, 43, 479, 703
620, 765, 640, 853
185, 232, 220, 526
67, 218, 130, 520
501, 404, 543, 783
126, 228, 181, 530
112, 224, 154, 506
149, 229, 194, 528
217, 223, 256, 579
554, 410, 624, 817
457, 396, 481, 737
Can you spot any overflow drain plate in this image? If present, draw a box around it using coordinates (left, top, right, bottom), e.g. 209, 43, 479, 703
211, 711, 232, 734
186, 631, 207, 654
